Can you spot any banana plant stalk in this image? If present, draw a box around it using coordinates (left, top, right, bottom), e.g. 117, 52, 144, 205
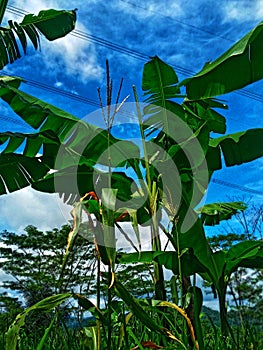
133, 85, 166, 301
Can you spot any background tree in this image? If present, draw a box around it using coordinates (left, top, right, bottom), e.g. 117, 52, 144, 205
0, 222, 155, 321
206, 201, 263, 329
0, 224, 97, 326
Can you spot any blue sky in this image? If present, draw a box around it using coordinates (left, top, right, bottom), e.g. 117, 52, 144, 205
0, 0, 263, 229
0, 1, 262, 225
0, 0, 263, 310
0, 0, 262, 229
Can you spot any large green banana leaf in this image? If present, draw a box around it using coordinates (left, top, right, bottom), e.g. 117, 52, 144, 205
32, 165, 137, 205
209, 128, 263, 168
142, 57, 263, 173
119, 240, 263, 288
0, 153, 49, 194
182, 98, 227, 134
0, 77, 140, 196
119, 250, 207, 276
196, 201, 247, 226
182, 21, 263, 99
0, 130, 60, 157
142, 56, 227, 135
0, 76, 81, 139
0, 0, 8, 24
0, 78, 140, 161
0, 8, 76, 69
142, 56, 185, 140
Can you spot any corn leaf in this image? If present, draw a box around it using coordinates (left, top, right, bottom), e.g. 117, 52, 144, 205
6, 293, 72, 350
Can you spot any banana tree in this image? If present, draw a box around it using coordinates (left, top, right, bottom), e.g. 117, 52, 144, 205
139, 54, 263, 339
119, 233, 263, 338
1, 18, 263, 348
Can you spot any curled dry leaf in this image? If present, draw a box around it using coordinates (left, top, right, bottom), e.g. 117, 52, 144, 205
131, 340, 164, 349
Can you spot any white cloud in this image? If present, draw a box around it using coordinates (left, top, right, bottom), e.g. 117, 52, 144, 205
40, 23, 103, 83
0, 187, 71, 233
10, 0, 68, 14
223, 0, 263, 22
7, 0, 103, 83
115, 222, 152, 251
54, 81, 63, 88
116, 0, 184, 20
203, 299, 219, 311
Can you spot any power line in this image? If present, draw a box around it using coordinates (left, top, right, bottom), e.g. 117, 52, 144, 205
71, 30, 193, 76
119, 0, 234, 43
2, 4, 263, 198
212, 178, 263, 197
6, 5, 192, 76
6, 5, 263, 105
5, 4, 26, 17
1, 70, 100, 107
0, 115, 27, 127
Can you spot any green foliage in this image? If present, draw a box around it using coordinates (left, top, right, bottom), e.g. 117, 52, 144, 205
114, 278, 165, 335
0, 153, 49, 194
0, 0, 8, 24
5, 293, 72, 350
0, 8, 76, 69
1, 10, 263, 349
0, 294, 23, 336
209, 129, 263, 167
0, 76, 81, 136
197, 202, 247, 226
0, 225, 97, 303
20, 9, 76, 41
207, 206, 263, 335
182, 21, 263, 99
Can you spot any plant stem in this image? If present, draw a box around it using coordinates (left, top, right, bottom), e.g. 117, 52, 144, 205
132, 85, 152, 191
174, 224, 184, 307
97, 252, 101, 350
218, 287, 237, 345
133, 86, 166, 302
107, 264, 112, 350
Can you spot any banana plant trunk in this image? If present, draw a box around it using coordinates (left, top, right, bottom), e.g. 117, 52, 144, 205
218, 290, 229, 337
217, 284, 235, 342
151, 226, 166, 301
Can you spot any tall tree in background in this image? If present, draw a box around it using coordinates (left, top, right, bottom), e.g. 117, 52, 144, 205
0, 223, 100, 340
0, 223, 155, 317
207, 201, 263, 329
0, 224, 96, 311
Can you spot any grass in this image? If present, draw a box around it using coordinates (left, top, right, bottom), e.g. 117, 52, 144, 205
1, 305, 262, 350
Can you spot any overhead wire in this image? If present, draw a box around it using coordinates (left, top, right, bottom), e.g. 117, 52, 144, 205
1, 70, 100, 107
70, 30, 193, 76
2, 4, 263, 197
212, 179, 263, 197
0, 115, 27, 127
5, 4, 263, 104
119, 0, 234, 43
6, 5, 193, 76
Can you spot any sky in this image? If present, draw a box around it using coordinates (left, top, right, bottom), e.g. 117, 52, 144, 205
1, 0, 263, 309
